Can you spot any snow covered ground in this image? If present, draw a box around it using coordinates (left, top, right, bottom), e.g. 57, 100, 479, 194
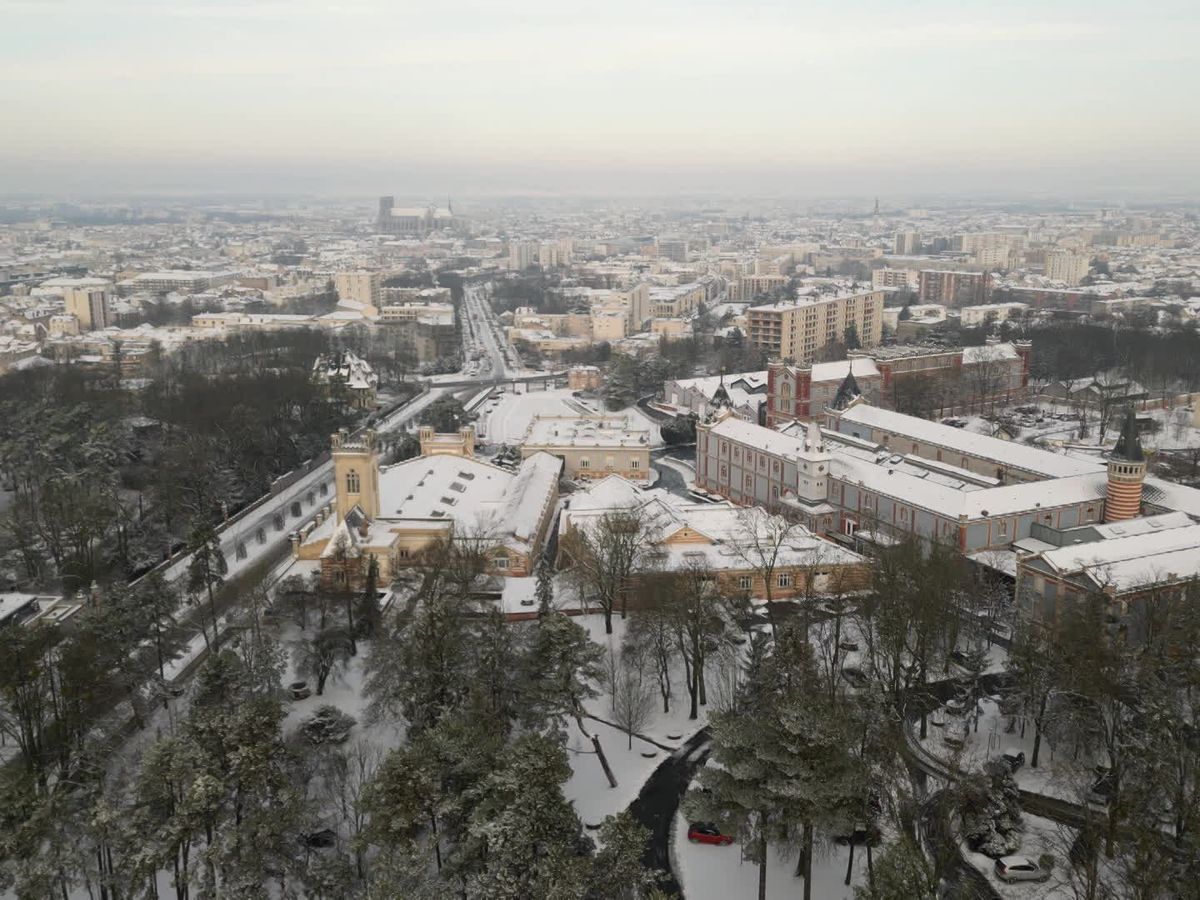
562, 612, 724, 827
961, 814, 1079, 900
917, 695, 1100, 805
672, 807, 869, 900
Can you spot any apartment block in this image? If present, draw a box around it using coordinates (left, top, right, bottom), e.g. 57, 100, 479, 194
1044, 248, 1089, 286
917, 269, 990, 307
747, 289, 884, 364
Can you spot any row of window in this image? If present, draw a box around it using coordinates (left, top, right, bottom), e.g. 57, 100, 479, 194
578, 457, 641, 470
736, 573, 793, 590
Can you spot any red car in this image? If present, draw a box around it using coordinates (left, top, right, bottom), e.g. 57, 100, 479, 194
687, 823, 734, 846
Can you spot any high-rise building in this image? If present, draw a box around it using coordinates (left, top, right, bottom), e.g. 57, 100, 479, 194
334, 271, 381, 317
1044, 248, 1089, 286
918, 269, 989, 307
893, 231, 920, 255
509, 240, 539, 271
64, 283, 111, 331
871, 267, 919, 290
747, 289, 884, 363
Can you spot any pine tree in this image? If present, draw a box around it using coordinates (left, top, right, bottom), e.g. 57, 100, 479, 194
522, 613, 617, 788
464, 733, 588, 900
187, 525, 228, 652
535, 550, 555, 618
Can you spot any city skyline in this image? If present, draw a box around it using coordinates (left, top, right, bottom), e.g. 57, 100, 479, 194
2, 0, 1198, 197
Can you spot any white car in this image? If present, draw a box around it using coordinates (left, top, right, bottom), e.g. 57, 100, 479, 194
994, 855, 1050, 883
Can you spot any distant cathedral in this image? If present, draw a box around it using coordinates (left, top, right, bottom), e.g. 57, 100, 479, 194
376, 197, 457, 236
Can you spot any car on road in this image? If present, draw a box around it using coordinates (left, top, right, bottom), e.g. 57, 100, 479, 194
945, 696, 968, 716
687, 823, 734, 846
838, 638, 859, 652
994, 855, 1050, 883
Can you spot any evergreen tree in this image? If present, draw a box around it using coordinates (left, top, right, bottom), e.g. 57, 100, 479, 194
522, 612, 617, 788
535, 550, 555, 618
464, 733, 589, 900
187, 525, 228, 652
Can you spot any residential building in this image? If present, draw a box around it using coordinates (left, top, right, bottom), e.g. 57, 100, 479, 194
312, 350, 378, 410
872, 267, 919, 290
958, 302, 1029, 328
334, 271, 381, 317
747, 289, 884, 363
893, 231, 920, 255
1044, 249, 1089, 286
127, 270, 236, 294
881, 303, 946, 331
64, 283, 111, 331
918, 270, 990, 307
509, 240, 539, 271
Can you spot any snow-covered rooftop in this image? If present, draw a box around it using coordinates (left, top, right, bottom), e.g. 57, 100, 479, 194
836, 404, 1104, 479
522, 415, 650, 449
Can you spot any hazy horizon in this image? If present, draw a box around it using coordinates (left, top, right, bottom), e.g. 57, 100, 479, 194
3, 0, 1198, 199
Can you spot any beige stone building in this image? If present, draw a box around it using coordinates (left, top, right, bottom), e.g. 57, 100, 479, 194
1044, 249, 1089, 286
334, 271, 381, 318
558, 476, 871, 601
567, 366, 604, 391
519, 415, 651, 482
747, 289, 884, 363
298, 429, 561, 587
61, 281, 111, 331
418, 425, 475, 457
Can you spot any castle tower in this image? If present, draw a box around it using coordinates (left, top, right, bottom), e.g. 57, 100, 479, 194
332, 429, 380, 521
1104, 409, 1145, 523
797, 420, 832, 503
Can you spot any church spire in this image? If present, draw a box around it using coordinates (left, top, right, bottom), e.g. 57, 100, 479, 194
1112, 407, 1144, 462
831, 363, 863, 411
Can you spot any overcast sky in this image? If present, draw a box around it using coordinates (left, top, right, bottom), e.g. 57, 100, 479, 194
2, 0, 1198, 198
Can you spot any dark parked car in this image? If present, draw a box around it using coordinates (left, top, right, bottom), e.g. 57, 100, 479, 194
841, 666, 868, 687
300, 828, 337, 849
1001, 750, 1025, 772
687, 823, 734, 846
834, 824, 881, 846
1089, 766, 1116, 806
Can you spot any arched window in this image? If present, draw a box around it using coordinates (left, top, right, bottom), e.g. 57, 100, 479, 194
346, 469, 361, 494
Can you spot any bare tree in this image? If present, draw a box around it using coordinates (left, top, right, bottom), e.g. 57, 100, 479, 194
560, 508, 659, 634
321, 738, 383, 882
730, 506, 807, 636
293, 628, 354, 695
606, 643, 655, 749
626, 588, 678, 713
